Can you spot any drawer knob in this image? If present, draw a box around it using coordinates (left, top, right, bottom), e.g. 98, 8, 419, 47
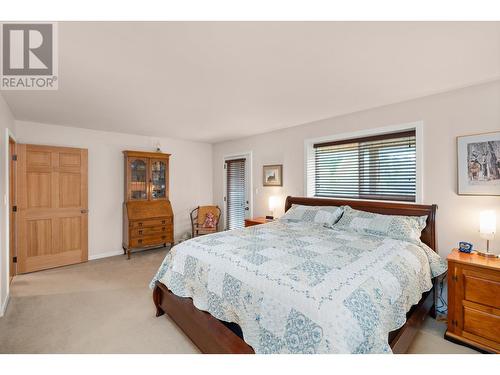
162, 227, 166, 231
161, 220, 166, 224
138, 222, 143, 227
139, 230, 143, 235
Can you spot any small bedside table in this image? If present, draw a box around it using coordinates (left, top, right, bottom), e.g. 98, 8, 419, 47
244, 217, 273, 227
445, 248, 500, 353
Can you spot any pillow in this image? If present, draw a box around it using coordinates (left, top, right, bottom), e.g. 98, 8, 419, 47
203, 212, 217, 228
334, 206, 427, 243
280, 204, 343, 227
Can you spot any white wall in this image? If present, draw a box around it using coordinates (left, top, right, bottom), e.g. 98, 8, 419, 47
213, 80, 500, 257
16, 121, 213, 260
0, 94, 16, 317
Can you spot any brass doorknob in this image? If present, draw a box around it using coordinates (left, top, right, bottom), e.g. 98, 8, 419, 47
81, 209, 89, 214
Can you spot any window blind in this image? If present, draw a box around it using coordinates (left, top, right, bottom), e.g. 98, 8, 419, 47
313, 130, 416, 202
225, 158, 246, 230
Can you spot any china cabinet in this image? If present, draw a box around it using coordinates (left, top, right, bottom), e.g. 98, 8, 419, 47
122, 150, 174, 259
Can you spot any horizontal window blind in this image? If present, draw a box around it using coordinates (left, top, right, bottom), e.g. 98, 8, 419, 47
226, 158, 246, 230
313, 130, 416, 202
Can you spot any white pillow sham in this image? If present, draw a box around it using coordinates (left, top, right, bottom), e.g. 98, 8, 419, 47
334, 206, 427, 244
280, 204, 344, 227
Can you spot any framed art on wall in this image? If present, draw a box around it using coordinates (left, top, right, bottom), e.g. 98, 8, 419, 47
263, 164, 283, 186
457, 131, 500, 195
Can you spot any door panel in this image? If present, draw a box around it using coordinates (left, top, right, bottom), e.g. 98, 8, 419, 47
17, 144, 88, 273
26, 150, 51, 169
27, 219, 53, 256
60, 216, 82, 251
59, 172, 82, 207
27, 172, 51, 208
59, 152, 81, 168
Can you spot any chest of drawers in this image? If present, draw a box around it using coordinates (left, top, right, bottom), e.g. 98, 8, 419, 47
123, 200, 174, 259
445, 249, 500, 353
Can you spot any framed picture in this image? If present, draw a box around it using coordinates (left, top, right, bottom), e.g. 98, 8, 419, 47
457, 131, 500, 195
263, 164, 283, 186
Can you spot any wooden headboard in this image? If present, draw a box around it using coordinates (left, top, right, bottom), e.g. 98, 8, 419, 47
285, 196, 437, 252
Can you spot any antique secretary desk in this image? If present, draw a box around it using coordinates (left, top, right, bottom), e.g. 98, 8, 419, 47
122, 150, 174, 259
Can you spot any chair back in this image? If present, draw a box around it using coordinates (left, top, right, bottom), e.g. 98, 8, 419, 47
197, 206, 221, 226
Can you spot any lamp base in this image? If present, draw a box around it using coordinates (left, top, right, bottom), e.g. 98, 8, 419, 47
476, 250, 499, 258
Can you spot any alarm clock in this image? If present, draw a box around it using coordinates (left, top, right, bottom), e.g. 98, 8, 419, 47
458, 241, 473, 253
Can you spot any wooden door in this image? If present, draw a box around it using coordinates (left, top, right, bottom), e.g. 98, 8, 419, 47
9, 137, 16, 281
225, 158, 248, 230
17, 144, 88, 273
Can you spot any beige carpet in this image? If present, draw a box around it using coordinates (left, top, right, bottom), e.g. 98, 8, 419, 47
0, 248, 478, 354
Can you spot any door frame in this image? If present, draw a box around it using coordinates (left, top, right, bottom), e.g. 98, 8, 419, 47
2, 128, 16, 316
222, 151, 253, 230
8, 135, 16, 282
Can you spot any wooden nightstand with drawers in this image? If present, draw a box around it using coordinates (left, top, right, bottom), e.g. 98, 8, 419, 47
244, 217, 273, 227
445, 249, 500, 353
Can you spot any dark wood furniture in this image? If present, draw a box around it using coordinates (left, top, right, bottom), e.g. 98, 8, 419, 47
122, 150, 174, 259
190, 206, 222, 237
244, 216, 273, 227
445, 249, 500, 353
153, 195, 439, 353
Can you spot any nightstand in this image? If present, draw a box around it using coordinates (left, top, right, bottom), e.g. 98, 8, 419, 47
244, 217, 273, 227
445, 249, 500, 353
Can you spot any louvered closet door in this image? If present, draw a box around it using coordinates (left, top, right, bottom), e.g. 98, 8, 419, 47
17, 144, 88, 273
225, 158, 247, 230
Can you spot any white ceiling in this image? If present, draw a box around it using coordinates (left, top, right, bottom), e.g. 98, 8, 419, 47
3, 22, 500, 143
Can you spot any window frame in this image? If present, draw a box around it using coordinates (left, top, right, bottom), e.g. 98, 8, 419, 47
304, 122, 423, 204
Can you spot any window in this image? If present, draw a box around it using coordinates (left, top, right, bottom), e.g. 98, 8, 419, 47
310, 130, 417, 202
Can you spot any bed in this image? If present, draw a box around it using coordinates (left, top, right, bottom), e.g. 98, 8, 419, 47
151, 196, 446, 354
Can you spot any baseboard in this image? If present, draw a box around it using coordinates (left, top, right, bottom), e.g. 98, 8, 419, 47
0, 292, 10, 318
89, 242, 176, 261
88, 250, 124, 261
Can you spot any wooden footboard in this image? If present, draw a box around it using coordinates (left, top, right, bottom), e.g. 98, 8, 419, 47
153, 281, 254, 354
153, 280, 435, 354
390, 288, 434, 353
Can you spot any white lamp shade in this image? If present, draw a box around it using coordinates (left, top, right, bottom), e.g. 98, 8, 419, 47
268, 196, 279, 211
479, 210, 496, 240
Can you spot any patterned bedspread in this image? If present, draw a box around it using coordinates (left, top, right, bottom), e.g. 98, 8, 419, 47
150, 220, 446, 354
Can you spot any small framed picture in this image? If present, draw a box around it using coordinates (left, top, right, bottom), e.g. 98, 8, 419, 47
263, 164, 283, 186
457, 131, 500, 195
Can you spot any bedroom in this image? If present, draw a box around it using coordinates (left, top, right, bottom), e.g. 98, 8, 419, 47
0, 1, 499, 373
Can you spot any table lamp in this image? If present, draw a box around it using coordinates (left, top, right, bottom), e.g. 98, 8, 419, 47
267, 196, 279, 220
478, 210, 497, 258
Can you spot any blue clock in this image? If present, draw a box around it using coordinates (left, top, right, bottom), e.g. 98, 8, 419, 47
458, 241, 473, 253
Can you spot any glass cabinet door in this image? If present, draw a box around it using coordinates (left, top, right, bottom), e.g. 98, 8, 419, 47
150, 159, 167, 199
128, 158, 148, 200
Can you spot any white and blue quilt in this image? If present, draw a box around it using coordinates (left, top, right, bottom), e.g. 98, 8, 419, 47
150, 220, 446, 354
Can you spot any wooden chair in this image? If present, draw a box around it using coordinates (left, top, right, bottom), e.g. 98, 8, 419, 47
190, 206, 222, 238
